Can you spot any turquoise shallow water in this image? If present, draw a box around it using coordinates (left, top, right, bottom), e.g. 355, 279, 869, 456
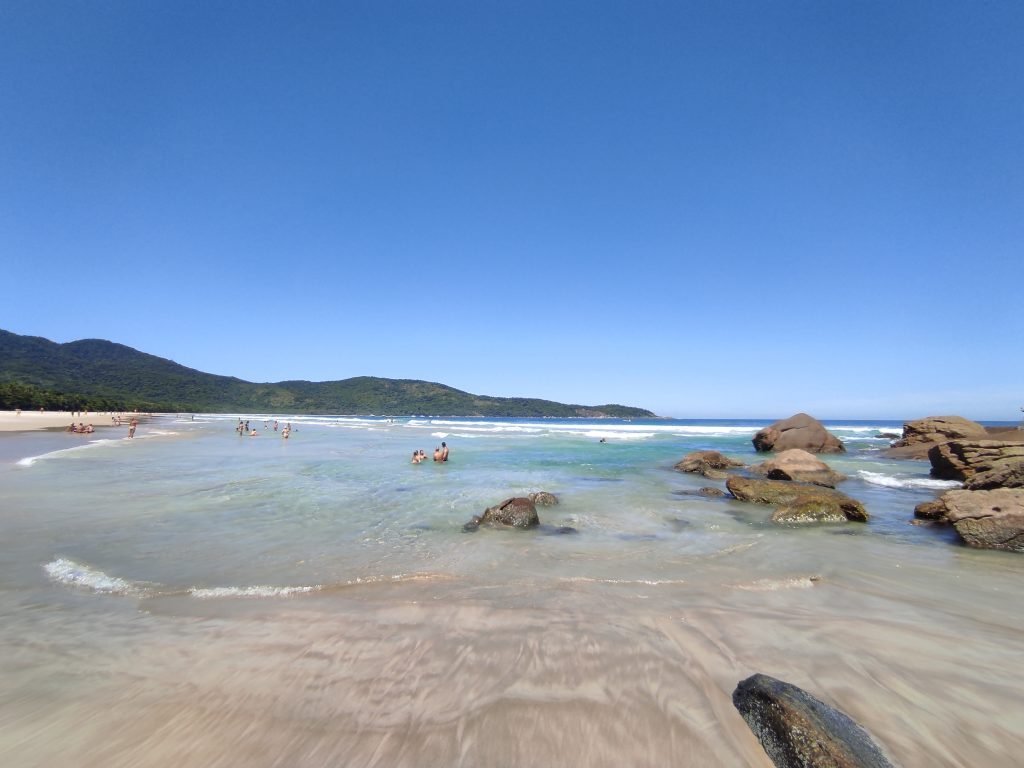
2, 415, 1022, 766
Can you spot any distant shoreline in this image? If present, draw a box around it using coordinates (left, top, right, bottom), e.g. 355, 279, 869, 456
0, 410, 146, 434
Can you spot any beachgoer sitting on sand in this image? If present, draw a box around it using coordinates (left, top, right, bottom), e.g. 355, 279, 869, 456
66, 422, 75, 432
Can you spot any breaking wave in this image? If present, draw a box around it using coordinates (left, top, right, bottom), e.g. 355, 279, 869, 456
857, 471, 962, 490
45, 558, 448, 600
44, 558, 144, 596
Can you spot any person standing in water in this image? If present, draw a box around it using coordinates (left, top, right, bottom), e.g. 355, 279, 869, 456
441, 442, 449, 462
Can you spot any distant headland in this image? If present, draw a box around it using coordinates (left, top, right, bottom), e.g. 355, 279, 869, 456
0, 329, 655, 418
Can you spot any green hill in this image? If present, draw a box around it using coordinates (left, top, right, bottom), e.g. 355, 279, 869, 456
0, 329, 655, 418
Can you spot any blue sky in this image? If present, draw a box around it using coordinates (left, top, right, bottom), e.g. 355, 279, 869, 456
2, 1, 1022, 420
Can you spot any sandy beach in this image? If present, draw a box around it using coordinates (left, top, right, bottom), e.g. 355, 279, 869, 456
0, 409, 141, 432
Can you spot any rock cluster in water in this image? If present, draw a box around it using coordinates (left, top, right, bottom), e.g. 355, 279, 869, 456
727, 476, 869, 524
749, 448, 847, 488
899, 416, 1024, 552
675, 418, 866, 526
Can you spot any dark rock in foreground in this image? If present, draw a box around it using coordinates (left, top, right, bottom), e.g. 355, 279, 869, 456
674, 450, 745, 476
727, 476, 868, 523
463, 497, 540, 532
750, 448, 846, 488
733, 673, 895, 768
752, 413, 846, 454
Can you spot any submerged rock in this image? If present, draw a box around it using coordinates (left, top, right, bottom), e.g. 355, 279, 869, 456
674, 450, 745, 476
733, 673, 895, 768
752, 413, 846, 454
913, 498, 949, 521
727, 476, 868, 523
750, 448, 846, 488
698, 487, 726, 497
528, 491, 560, 506
463, 497, 540, 532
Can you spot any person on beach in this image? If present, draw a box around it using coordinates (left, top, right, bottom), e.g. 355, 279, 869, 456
129, 418, 138, 438
282, 426, 290, 439
411, 451, 421, 464
441, 442, 449, 462
433, 447, 442, 462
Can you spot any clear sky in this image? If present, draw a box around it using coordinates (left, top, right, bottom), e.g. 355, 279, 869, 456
2, 1, 1022, 420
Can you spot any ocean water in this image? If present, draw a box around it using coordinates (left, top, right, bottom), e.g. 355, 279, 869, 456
2, 415, 1022, 767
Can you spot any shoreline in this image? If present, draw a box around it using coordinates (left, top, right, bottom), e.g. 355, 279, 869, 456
0, 410, 150, 433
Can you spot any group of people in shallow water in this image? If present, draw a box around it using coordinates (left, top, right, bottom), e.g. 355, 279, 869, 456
412, 441, 449, 463
66, 415, 138, 437
236, 419, 292, 439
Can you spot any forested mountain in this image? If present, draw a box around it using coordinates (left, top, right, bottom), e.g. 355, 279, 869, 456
0, 330, 655, 417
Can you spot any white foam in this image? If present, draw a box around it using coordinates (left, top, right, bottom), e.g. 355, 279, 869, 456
44, 558, 142, 595
188, 572, 447, 598
415, 419, 761, 437
189, 585, 322, 599
560, 576, 688, 586
857, 471, 962, 490
733, 576, 820, 592
16, 440, 117, 467
578, 430, 656, 440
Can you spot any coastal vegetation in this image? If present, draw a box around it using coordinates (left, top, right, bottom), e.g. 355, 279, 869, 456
0, 329, 654, 417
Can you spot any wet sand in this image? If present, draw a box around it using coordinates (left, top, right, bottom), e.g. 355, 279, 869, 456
5, 568, 1023, 768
